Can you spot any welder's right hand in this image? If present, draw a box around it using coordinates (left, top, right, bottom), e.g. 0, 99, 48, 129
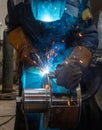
7, 27, 38, 66
18, 44, 38, 66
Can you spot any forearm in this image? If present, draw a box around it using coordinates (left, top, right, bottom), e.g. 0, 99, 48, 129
68, 4, 99, 67
7, 26, 37, 66
68, 22, 97, 68
7, 27, 32, 51
78, 22, 98, 52
7, 2, 24, 28
79, 1, 99, 52
65, 23, 97, 68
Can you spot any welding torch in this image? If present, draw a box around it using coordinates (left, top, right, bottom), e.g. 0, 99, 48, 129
30, 53, 44, 70
30, 52, 57, 78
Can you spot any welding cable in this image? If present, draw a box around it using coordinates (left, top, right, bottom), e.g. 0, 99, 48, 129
0, 115, 15, 126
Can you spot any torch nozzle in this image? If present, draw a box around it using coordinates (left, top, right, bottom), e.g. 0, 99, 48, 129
30, 53, 44, 69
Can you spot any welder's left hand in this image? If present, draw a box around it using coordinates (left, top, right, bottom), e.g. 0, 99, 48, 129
55, 60, 83, 89
55, 46, 92, 89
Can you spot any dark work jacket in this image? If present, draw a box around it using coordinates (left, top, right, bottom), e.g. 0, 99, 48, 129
7, 1, 101, 130
7, 0, 98, 54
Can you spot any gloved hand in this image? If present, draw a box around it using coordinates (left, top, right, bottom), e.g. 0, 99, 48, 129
18, 44, 38, 66
55, 60, 83, 89
55, 46, 92, 89
8, 27, 38, 66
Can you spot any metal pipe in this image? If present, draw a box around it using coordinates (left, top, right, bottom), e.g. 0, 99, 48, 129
23, 88, 51, 112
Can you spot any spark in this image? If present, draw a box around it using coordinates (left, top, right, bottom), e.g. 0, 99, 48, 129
79, 60, 83, 64
40, 66, 49, 76
67, 100, 71, 107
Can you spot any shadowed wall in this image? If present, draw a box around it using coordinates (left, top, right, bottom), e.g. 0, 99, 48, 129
90, 0, 102, 18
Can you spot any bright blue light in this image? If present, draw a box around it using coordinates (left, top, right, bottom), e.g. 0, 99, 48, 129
21, 67, 42, 89
41, 14, 52, 22
40, 66, 49, 76
31, 0, 66, 22
21, 43, 69, 90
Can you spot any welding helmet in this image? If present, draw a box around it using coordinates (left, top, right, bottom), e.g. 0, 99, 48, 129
31, 0, 66, 22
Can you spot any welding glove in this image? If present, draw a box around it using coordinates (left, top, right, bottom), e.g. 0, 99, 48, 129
8, 27, 37, 66
55, 46, 92, 89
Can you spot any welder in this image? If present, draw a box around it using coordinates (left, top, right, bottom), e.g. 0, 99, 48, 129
6, 0, 101, 130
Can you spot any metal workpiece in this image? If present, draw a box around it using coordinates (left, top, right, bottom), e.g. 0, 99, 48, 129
23, 88, 51, 113
23, 86, 81, 112
51, 92, 79, 107
23, 74, 51, 113
22, 73, 81, 129
23, 76, 81, 108
48, 86, 81, 129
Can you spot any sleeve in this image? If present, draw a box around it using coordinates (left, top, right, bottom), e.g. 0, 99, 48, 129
7, 1, 42, 42
79, 19, 98, 52
7, 2, 25, 28
71, 0, 99, 53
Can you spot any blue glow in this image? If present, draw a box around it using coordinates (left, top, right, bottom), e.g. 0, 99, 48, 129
44, 42, 66, 71
31, 0, 66, 22
21, 67, 43, 89
40, 66, 49, 76
21, 43, 71, 90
